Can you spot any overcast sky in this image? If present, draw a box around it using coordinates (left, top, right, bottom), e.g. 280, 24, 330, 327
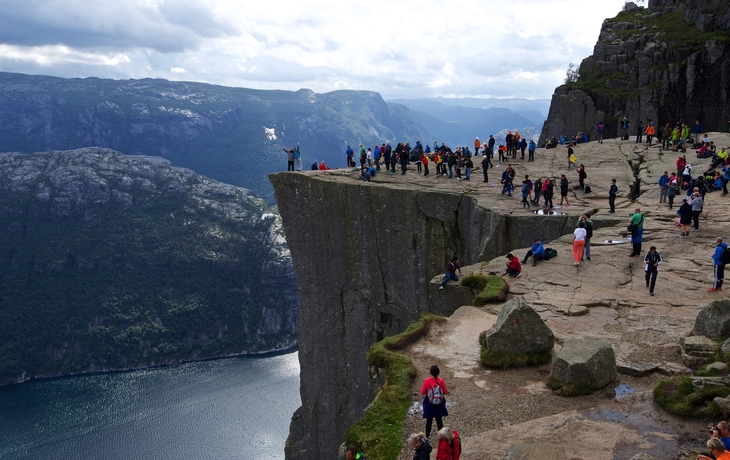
0, 0, 631, 100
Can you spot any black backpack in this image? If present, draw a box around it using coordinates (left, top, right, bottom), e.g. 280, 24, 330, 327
721, 246, 730, 265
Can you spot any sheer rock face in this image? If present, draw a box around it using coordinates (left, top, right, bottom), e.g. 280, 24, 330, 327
0, 148, 299, 384
540, 0, 730, 144
270, 171, 584, 460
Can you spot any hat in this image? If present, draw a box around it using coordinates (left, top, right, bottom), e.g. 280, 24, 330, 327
682, 198, 688, 202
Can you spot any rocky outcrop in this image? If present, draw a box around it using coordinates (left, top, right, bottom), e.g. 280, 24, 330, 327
483, 299, 554, 356
540, 0, 730, 144
680, 336, 718, 366
550, 337, 617, 391
0, 148, 299, 384
694, 299, 730, 339
270, 171, 586, 460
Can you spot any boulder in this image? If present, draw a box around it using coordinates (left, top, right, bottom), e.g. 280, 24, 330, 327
706, 362, 729, 373
721, 337, 730, 355
694, 300, 730, 340
502, 443, 567, 460
680, 336, 718, 366
629, 455, 657, 460
550, 337, 617, 391
483, 298, 555, 355
714, 396, 730, 416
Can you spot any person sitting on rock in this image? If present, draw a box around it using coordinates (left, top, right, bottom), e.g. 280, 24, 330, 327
505, 253, 521, 278
698, 436, 730, 460
439, 256, 462, 290
358, 167, 371, 181
522, 239, 545, 266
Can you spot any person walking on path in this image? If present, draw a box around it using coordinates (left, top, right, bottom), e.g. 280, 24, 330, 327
659, 171, 670, 203
420, 365, 449, 438
628, 208, 645, 257
690, 191, 703, 231
709, 237, 728, 292
520, 180, 531, 208
559, 174, 570, 206
439, 256, 462, 290
644, 246, 662, 296
608, 179, 619, 213
572, 221, 587, 266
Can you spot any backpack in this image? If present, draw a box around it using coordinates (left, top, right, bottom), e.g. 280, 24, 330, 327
585, 222, 593, 239
721, 246, 730, 265
427, 379, 444, 405
544, 248, 558, 260
584, 185, 592, 193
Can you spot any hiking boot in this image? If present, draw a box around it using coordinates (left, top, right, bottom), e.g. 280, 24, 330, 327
532, 260, 537, 267
708, 287, 720, 293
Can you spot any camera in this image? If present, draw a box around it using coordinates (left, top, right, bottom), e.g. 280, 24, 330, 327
711, 426, 719, 434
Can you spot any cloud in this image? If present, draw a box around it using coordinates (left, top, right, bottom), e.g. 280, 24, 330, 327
0, 0, 631, 99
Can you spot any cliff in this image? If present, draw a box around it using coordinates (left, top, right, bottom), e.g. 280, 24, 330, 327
0, 72, 432, 203
0, 148, 298, 385
270, 170, 623, 460
539, 0, 730, 143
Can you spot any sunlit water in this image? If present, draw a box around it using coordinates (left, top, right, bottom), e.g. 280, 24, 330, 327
0, 352, 300, 460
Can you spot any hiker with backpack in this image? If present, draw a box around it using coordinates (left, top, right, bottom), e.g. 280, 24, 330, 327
420, 365, 449, 438
436, 427, 461, 460
709, 237, 728, 293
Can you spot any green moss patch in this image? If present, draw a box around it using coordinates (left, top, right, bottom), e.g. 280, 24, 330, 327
478, 331, 551, 369
463, 275, 507, 306
546, 375, 595, 397
345, 313, 446, 460
654, 376, 730, 417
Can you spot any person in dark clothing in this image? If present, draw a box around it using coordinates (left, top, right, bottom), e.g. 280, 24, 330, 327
532, 177, 542, 205
488, 135, 496, 158
481, 155, 493, 182
709, 237, 728, 292
608, 179, 619, 213
439, 257, 462, 289
383, 142, 392, 170
577, 164, 587, 191
345, 446, 366, 460
628, 208, 645, 257
400, 148, 409, 175
409, 433, 433, 460
636, 121, 644, 143
644, 246, 662, 296
283, 147, 295, 171
544, 179, 554, 208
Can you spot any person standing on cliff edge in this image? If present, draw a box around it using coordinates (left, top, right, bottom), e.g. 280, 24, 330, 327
439, 257, 462, 290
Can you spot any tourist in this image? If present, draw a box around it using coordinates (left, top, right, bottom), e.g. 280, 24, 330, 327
709, 237, 727, 293
422, 154, 429, 176
532, 177, 542, 205
435, 427, 461, 460
366, 148, 373, 167
661, 123, 672, 150
282, 147, 295, 171
693, 120, 704, 144
682, 162, 693, 186
520, 180, 530, 208
488, 135, 495, 158
681, 123, 690, 152
567, 146, 576, 170
464, 156, 472, 180
293, 144, 302, 171
620, 116, 629, 140
528, 139, 536, 161
455, 155, 463, 180
628, 208, 645, 258
690, 191, 703, 231
577, 164, 587, 191
676, 155, 687, 181
544, 179, 554, 208
501, 169, 513, 197
345, 446, 366, 460
572, 221, 587, 266
597, 122, 605, 144
318, 161, 332, 171
608, 179, 619, 213
481, 154, 493, 182
420, 365, 448, 438
409, 433, 433, 460
400, 147, 409, 175
373, 145, 381, 172
580, 213, 593, 261
522, 239, 545, 266
643, 246, 662, 296
346, 145, 355, 168
658, 171, 670, 203
671, 125, 681, 151
439, 256, 462, 290
559, 174, 570, 206
645, 121, 655, 144
667, 178, 678, 209
519, 137, 527, 160
710, 421, 730, 450
359, 144, 367, 167
474, 137, 481, 155
698, 437, 730, 460
677, 198, 692, 237
505, 253, 521, 278
636, 120, 644, 143
723, 164, 730, 195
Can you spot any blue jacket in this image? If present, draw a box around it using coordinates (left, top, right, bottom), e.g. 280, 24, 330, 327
530, 242, 545, 258
723, 166, 730, 181
528, 141, 536, 152
693, 123, 704, 135
658, 175, 670, 187
713, 242, 728, 265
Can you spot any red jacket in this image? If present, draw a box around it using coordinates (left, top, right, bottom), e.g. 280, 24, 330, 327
436, 431, 461, 460
507, 257, 521, 272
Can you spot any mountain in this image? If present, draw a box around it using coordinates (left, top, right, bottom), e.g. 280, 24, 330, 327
540, 0, 730, 143
0, 148, 298, 385
0, 72, 431, 203
387, 98, 542, 146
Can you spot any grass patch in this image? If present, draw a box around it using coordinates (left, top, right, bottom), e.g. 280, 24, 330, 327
468, 275, 508, 306
654, 376, 730, 417
478, 331, 551, 369
345, 313, 446, 460
461, 274, 489, 291
546, 375, 595, 397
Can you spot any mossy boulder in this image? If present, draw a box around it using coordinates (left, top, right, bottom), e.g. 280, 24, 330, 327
695, 300, 730, 340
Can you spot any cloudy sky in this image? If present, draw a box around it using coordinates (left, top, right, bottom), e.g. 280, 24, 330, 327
0, 0, 630, 100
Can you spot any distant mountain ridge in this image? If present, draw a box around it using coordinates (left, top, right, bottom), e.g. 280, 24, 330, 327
388, 98, 544, 146
0, 148, 298, 385
0, 72, 431, 203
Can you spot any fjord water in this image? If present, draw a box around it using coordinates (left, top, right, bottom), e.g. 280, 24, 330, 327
0, 352, 300, 460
